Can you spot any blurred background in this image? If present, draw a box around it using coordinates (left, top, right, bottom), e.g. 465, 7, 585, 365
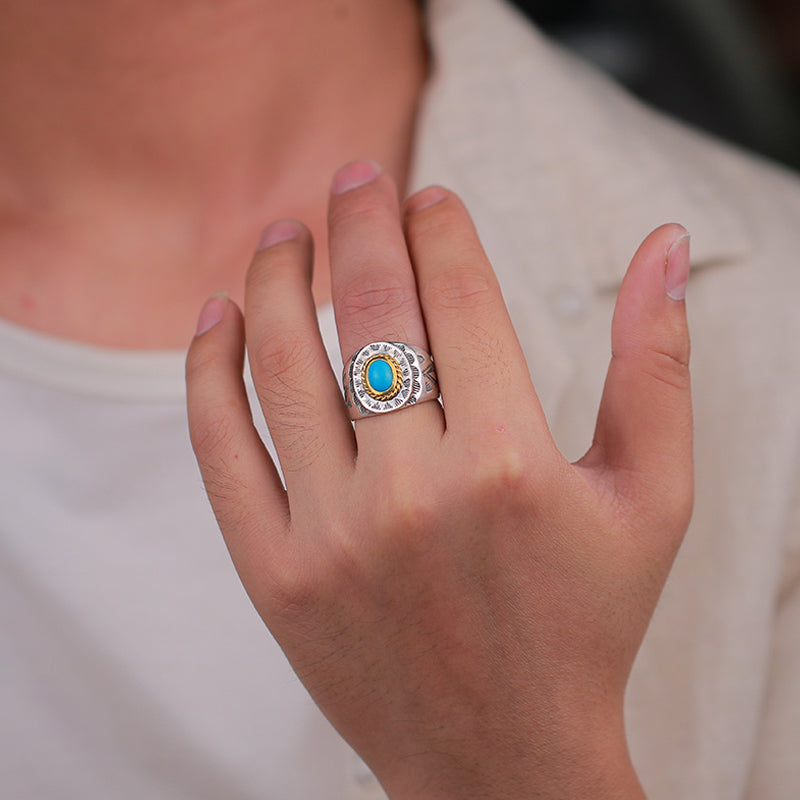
508, 0, 800, 170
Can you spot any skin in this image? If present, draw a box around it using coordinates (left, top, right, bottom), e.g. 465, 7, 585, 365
0, 0, 426, 346
186, 161, 693, 798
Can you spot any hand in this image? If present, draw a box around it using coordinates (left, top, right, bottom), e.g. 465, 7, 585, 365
186, 160, 693, 799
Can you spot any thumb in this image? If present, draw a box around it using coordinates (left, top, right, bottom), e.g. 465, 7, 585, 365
582, 224, 693, 520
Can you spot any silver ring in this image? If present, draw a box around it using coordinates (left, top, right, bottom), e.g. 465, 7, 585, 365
342, 341, 439, 420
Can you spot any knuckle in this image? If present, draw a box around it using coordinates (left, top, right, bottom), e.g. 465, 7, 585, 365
329, 195, 391, 231
338, 272, 418, 332
254, 328, 317, 384
191, 408, 237, 462
407, 197, 460, 239
422, 263, 495, 314
264, 551, 320, 619
470, 441, 536, 507
185, 340, 217, 384
360, 466, 440, 558
247, 252, 287, 293
641, 346, 692, 393
279, 516, 377, 614
205, 471, 257, 531
246, 241, 311, 299
385, 480, 439, 539
252, 332, 327, 471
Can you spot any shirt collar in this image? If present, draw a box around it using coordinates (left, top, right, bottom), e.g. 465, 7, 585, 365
413, 0, 752, 293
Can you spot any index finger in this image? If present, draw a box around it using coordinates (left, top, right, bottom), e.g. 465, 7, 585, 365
403, 188, 550, 445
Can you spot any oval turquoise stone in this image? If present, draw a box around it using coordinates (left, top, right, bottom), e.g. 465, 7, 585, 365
367, 358, 394, 393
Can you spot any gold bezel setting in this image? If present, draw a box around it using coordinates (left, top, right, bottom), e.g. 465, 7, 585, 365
343, 340, 437, 419
361, 355, 403, 401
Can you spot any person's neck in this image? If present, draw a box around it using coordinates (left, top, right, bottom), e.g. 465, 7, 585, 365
0, 0, 428, 348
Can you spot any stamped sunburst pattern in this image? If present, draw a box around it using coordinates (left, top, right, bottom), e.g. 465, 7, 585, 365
344, 341, 437, 418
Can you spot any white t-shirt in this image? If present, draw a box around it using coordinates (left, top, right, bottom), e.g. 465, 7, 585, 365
0, 306, 389, 799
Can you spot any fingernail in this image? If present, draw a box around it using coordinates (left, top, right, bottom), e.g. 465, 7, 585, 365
330, 159, 382, 195
195, 291, 228, 336
665, 232, 691, 301
405, 186, 447, 213
257, 219, 302, 252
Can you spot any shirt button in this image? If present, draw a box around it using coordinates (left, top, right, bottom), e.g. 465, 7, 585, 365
348, 753, 386, 798
550, 284, 591, 319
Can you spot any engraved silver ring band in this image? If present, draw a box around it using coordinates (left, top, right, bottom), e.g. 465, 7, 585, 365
342, 341, 440, 421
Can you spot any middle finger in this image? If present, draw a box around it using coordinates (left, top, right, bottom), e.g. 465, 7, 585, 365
329, 161, 445, 448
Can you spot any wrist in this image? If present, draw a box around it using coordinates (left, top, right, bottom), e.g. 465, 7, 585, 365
382, 710, 644, 800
